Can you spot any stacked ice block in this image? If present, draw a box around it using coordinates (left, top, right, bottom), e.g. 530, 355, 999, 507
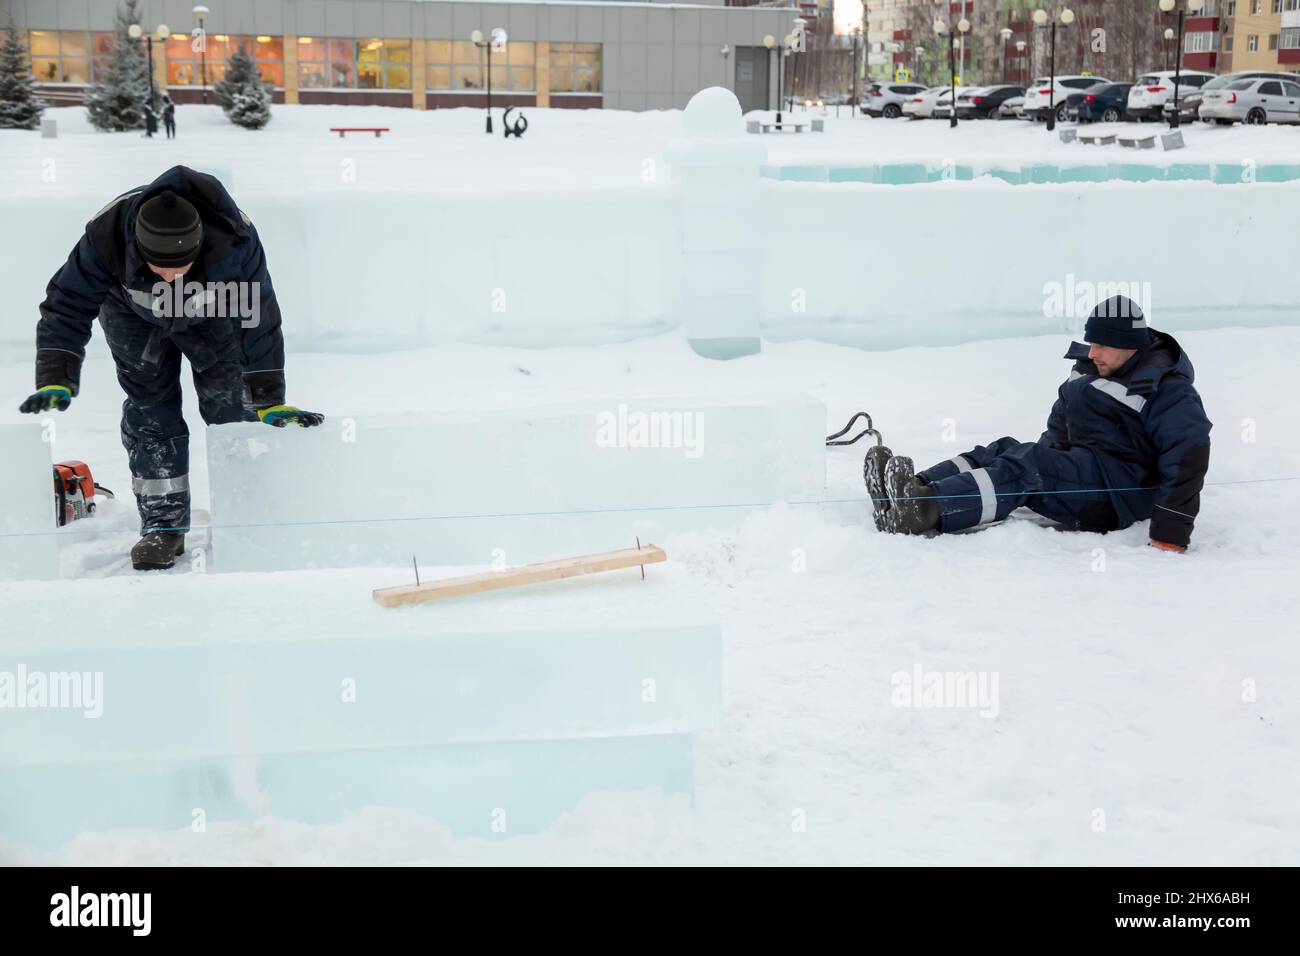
0, 424, 58, 582
207, 394, 826, 572
0, 568, 721, 847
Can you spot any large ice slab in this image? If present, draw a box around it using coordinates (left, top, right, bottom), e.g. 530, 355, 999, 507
0, 566, 719, 847
0, 424, 58, 582
208, 394, 826, 571
3, 735, 697, 847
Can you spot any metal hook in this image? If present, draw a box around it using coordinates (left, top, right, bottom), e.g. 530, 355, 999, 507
826, 411, 883, 448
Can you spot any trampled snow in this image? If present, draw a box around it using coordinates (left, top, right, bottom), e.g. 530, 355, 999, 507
1, 102, 1298, 865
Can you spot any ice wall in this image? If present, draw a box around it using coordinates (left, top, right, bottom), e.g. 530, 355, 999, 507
0, 572, 721, 846
2, 103, 1297, 358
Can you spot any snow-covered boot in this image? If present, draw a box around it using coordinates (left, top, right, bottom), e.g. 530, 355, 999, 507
884, 457, 939, 535
863, 444, 894, 532
131, 532, 185, 571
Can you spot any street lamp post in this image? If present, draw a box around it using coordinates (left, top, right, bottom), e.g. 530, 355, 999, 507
1015, 39, 1026, 86
1160, 0, 1206, 129
934, 15, 969, 129
128, 21, 170, 119
914, 45, 925, 85
1000, 27, 1013, 84
933, 19, 957, 129
1033, 7, 1075, 132
1163, 27, 1174, 72
764, 33, 796, 125
850, 28, 860, 110
471, 27, 508, 134
192, 5, 209, 105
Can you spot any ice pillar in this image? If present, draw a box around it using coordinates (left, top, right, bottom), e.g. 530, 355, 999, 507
666, 87, 767, 360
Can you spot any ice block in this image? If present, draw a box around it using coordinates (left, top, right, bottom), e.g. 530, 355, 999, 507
0, 424, 58, 582
0, 566, 720, 847
207, 394, 826, 571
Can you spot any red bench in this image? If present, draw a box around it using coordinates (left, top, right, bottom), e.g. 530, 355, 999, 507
329, 127, 390, 138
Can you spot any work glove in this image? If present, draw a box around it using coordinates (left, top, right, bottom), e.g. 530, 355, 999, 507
1149, 540, 1187, 554
18, 384, 73, 414
256, 404, 325, 428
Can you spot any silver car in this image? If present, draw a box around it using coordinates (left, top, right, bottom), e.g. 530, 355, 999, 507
1177, 70, 1300, 122
862, 81, 931, 119
1199, 77, 1300, 125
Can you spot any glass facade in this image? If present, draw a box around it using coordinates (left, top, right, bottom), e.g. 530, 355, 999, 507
25, 29, 90, 84
426, 39, 536, 91
17, 28, 601, 100
168, 34, 285, 87
299, 37, 411, 89
549, 42, 602, 94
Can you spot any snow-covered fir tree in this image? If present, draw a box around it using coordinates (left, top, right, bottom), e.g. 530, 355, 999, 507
0, 15, 44, 130
85, 0, 151, 131
213, 44, 271, 129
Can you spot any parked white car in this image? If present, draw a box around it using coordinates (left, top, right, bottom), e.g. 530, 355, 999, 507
1126, 70, 1216, 121
1021, 75, 1112, 122
902, 87, 952, 119
998, 94, 1025, 118
1199, 76, 1300, 125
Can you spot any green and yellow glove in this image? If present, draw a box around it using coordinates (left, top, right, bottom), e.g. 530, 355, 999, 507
257, 404, 325, 428
19, 385, 73, 414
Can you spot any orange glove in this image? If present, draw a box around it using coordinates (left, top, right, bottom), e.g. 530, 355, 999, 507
1150, 540, 1187, 553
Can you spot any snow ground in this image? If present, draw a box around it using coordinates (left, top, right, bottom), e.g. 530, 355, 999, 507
5, 101, 1300, 201
2, 100, 1297, 865
2, 327, 1298, 865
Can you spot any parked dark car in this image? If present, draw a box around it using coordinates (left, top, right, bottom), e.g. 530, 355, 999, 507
1072, 82, 1134, 123
954, 85, 1024, 119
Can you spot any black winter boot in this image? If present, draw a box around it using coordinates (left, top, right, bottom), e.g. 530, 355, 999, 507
131, 532, 186, 571
863, 444, 894, 532
884, 457, 939, 535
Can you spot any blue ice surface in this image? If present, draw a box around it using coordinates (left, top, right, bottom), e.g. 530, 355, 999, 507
760, 162, 1300, 186
0, 577, 722, 847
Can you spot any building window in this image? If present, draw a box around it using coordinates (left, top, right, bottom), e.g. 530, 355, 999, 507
1248, 34, 1259, 51
425, 40, 535, 91
1251, 0, 1260, 14
1282, 27, 1300, 48
1270, 33, 1280, 49
355, 38, 410, 89
298, 37, 407, 89
549, 42, 601, 94
1224, 35, 1234, 51
25, 30, 90, 84
250, 36, 284, 86
1185, 32, 1215, 53
1274, 0, 1283, 13
1227, 0, 1236, 15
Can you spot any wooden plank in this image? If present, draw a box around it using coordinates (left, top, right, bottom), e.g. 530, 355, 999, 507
373, 544, 668, 609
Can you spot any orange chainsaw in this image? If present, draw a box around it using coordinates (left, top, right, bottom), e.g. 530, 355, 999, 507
53, 460, 115, 527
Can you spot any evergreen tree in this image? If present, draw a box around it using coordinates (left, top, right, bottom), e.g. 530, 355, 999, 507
213, 44, 271, 129
0, 15, 44, 130
85, 0, 150, 132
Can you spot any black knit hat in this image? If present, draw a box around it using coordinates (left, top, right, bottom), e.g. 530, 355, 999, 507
135, 191, 204, 267
1084, 295, 1151, 350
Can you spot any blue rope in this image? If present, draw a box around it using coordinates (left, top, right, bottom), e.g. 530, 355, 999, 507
4, 474, 1298, 540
